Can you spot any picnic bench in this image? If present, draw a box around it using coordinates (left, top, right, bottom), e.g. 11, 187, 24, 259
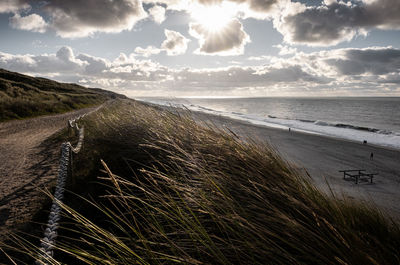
339, 169, 378, 184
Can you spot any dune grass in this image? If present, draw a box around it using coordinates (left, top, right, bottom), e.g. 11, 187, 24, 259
0, 68, 124, 121
15, 99, 400, 264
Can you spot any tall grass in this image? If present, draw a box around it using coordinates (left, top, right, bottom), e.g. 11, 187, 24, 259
32, 99, 400, 264
0, 68, 124, 121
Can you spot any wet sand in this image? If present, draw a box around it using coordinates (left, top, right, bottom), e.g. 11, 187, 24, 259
193, 111, 400, 219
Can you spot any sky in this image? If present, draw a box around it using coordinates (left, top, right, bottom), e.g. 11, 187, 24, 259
0, 0, 399, 97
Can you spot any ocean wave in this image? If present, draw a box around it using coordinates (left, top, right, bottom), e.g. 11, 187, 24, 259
198, 106, 219, 112
298, 119, 314, 123
311, 120, 392, 135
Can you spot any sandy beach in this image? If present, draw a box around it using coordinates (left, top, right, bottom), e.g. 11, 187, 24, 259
191, 111, 400, 220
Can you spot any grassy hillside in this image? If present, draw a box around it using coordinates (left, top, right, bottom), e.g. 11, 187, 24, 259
18, 99, 397, 265
0, 68, 125, 121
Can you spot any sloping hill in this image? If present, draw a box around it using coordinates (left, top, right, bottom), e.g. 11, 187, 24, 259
0, 68, 125, 121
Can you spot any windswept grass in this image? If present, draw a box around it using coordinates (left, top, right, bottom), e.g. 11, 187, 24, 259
20, 99, 400, 264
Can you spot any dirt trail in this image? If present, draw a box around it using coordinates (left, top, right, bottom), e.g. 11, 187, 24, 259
0, 107, 97, 238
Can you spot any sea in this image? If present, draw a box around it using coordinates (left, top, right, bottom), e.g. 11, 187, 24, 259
136, 97, 400, 150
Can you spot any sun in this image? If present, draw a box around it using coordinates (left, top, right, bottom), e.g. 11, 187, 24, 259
191, 3, 237, 32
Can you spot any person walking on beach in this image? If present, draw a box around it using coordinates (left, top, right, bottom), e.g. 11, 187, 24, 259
370, 152, 374, 160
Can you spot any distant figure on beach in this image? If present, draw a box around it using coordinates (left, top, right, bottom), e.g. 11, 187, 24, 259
370, 152, 373, 160
363, 140, 367, 144
288, 128, 291, 132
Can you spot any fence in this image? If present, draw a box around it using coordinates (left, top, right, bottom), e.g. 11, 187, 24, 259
35, 115, 85, 265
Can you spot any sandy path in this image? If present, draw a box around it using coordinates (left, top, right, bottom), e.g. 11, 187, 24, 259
0, 107, 98, 238
192, 112, 400, 220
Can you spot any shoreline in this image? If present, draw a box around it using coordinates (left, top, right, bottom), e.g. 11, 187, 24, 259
203, 112, 400, 219
144, 100, 400, 152
147, 102, 400, 220
138, 99, 400, 151
234, 114, 400, 153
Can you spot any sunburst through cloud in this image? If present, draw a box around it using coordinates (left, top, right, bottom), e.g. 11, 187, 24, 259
190, 3, 238, 32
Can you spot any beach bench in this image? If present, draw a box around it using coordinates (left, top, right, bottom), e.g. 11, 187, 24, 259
359, 171, 378, 183
339, 169, 377, 184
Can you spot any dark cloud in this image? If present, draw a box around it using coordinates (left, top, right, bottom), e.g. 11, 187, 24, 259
231, 0, 279, 13
189, 19, 250, 55
197, 0, 223, 5
326, 47, 400, 75
43, 0, 147, 37
197, 0, 279, 11
378, 74, 400, 84
173, 0, 279, 12
346, 48, 400, 64
152, 0, 282, 17
76, 54, 109, 75
277, 0, 400, 46
257, 65, 328, 83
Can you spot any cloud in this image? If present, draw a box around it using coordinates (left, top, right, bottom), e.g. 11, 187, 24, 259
0, 0, 29, 13
172, 64, 328, 89
151, 0, 285, 18
256, 65, 327, 83
134, 46, 161, 57
161, 29, 190, 56
6, 0, 398, 46
9, 13, 48, 33
56, 46, 74, 62
377, 73, 400, 84
148, 5, 166, 24
229, 0, 283, 18
189, 19, 250, 55
275, 0, 400, 46
0, 46, 87, 74
1, 46, 399, 96
32, 40, 48, 48
168, 46, 400, 94
43, 0, 147, 38
273, 44, 297, 55
76, 53, 110, 75
234, 0, 279, 13
0, 47, 169, 86
247, 55, 272, 61
1, 46, 323, 93
325, 47, 400, 75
